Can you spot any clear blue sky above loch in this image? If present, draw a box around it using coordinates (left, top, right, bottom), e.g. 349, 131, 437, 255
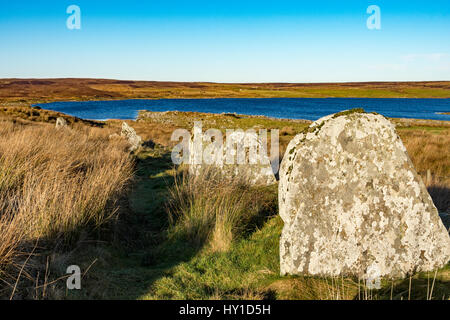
1, 1, 449, 82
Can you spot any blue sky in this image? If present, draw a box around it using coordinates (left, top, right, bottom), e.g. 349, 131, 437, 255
0, 1, 449, 82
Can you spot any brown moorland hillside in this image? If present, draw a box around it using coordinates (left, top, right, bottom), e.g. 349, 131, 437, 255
1, 79, 450, 104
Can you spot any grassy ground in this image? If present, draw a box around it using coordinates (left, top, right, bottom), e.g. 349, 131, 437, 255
41, 145, 449, 300
64, 146, 450, 300
0, 108, 449, 300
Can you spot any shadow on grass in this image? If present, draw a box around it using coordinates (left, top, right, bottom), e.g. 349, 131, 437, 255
428, 185, 450, 216
241, 185, 278, 239
61, 146, 207, 299
368, 272, 450, 300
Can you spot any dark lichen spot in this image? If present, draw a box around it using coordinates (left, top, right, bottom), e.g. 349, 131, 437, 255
287, 164, 293, 175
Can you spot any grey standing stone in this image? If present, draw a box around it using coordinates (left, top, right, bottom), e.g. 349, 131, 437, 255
121, 122, 142, 152
189, 126, 276, 186
279, 109, 450, 280
55, 117, 68, 129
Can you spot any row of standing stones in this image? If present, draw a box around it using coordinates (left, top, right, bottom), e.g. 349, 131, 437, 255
57, 112, 450, 280
187, 110, 450, 280
188, 124, 276, 185
56, 118, 143, 152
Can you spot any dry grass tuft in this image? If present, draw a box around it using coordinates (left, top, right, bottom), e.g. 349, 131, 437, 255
166, 167, 276, 252
400, 129, 450, 212
0, 121, 134, 289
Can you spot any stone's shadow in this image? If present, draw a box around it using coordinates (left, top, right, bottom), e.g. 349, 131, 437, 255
241, 185, 278, 239
142, 139, 156, 148
84, 119, 106, 128
438, 212, 450, 231
428, 185, 450, 218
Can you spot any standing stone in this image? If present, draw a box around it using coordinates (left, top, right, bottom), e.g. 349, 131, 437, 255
121, 122, 142, 152
55, 117, 68, 129
279, 109, 450, 280
189, 125, 276, 186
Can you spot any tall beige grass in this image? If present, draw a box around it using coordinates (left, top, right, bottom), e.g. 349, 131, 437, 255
0, 121, 134, 278
166, 167, 275, 252
400, 130, 450, 213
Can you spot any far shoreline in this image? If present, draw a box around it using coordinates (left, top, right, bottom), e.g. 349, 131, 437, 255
32, 97, 450, 123
28, 105, 450, 129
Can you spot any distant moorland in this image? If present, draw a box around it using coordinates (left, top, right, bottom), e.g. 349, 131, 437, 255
1, 79, 450, 105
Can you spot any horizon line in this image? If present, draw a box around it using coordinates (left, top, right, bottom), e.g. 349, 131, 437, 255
2, 78, 450, 85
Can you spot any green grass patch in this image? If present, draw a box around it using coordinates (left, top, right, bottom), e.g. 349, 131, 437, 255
142, 216, 283, 300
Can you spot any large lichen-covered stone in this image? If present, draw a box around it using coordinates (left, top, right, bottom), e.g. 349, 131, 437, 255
279, 110, 450, 279
189, 126, 276, 186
